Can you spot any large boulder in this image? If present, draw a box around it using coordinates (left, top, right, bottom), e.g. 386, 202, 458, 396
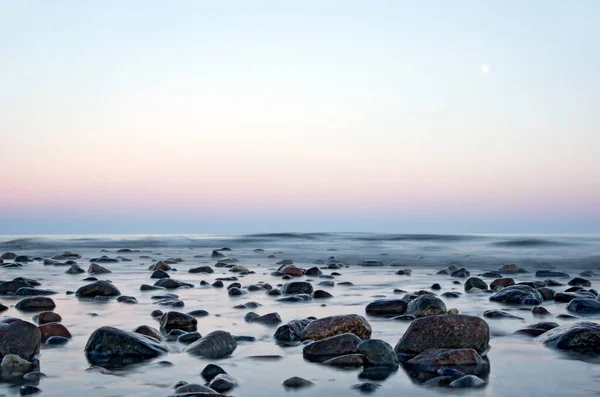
301, 314, 371, 341
357, 339, 398, 366
566, 298, 600, 314
39, 323, 72, 343
406, 295, 447, 317
303, 333, 362, 362
395, 315, 490, 356
84, 326, 168, 365
280, 282, 313, 295
274, 318, 314, 342
464, 277, 488, 291
538, 322, 600, 352
15, 297, 56, 312
489, 285, 543, 305
0, 318, 41, 361
76, 281, 121, 297
365, 299, 407, 316
185, 331, 237, 359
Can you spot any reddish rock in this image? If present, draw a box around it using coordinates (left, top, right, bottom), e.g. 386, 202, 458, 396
490, 278, 515, 290
301, 314, 371, 341
39, 323, 72, 342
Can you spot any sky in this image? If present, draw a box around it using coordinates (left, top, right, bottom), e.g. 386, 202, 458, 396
1, 0, 599, 234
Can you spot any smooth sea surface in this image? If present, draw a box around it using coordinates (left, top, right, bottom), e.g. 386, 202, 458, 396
0, 233, 599, 396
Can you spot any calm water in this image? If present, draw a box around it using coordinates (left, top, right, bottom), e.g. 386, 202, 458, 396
0, 233, 599, 396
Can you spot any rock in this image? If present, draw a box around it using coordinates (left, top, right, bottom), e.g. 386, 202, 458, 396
305, 267, 322, 276
437, 265, 459, 275
230, 265, 250, 273
274, 318, 313, 342
357, 339, 398, 366
498, 264, 520, 274
39, 323, 71, 342
32, 312, 62, 325
279, 265, 303, 277
489, 278, 515, 290
351, 382, 380, 393
555, 292, 579, 303
117, 296, 137, 304
212, 281, 224, 288
19, 385, 41, 395
566, 298, 600, 314
537, 287, 555, 301
88, 263, 111, 274
15, 288, 57, 296
208, 373, 238, 393
276, 294, 312, 303
188, 309, 209, 317
0, 354, 33, 377
358, 366, 397, 381
483, 310, 523, 320
228, 287, 247, 296
313, 290, 333, 299
365, 299, 408, 316
545, 279, 565, 286
531, 307, 551, 316
0, 279, 32, 294
46, 336, 69, 345
84, 326, 168, 365
322, 354, 365, 367
360, 260, 384, 267
568, 277, 592, 287
160, 311, 197, 331
1, 252, 17, 260
76, 281, 121, 297
188, 266, 214, 274
282, 376, 314, 389
489, 285, 543, 305
186, 330, 237, 359
515, 321, 559, 337
150, 261, 172, 271
449, 375, 486, 388
303, 333, 362, 362
244, 312, 282, 325
66, 264, 85, 274
406, 295, 447, 317
133, 325, 163, 341
407, 348, 487, 368
178, 332, 202, 344
479, 271, 503, 278
441, 292, 461, 299
538, 322, 600, 352
301, 314, 372, 341
22, 372, 46, 382
395, 269, 412, 276
15, 297, 56, 312
464, 278, 488, 291
535, 270, 570, 278
451, 268, 470, 278
280, 281, 313, 295
201, 363, 227, 382
395, 315, 490, 356
154, 278, 193, 289
175, 384, 217, 394
151, 270, 170, 279
431, 283, 441, 290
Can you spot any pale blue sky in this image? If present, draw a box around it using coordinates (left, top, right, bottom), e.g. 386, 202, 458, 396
1, 1, 599, 234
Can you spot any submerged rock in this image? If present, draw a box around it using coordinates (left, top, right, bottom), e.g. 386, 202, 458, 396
303, 333, 362, 362
483, 310, 524, 320
322, 354, 366, 367
395, 315, 490, 356
301, 314, 372, 341
489, 285, 543, 305
282, 376, 314, 389
185, 330, 237, 359
84, 326, 168, 365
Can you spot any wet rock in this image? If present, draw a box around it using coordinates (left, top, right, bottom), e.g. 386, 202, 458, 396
186, 330, 237, 359
175, 384, 216, 394
483, 310, 524, 320
566, 298, 600, 314
351, 382, 380, 393
431, 283, 441, 290
358, 366, 397, 381
519, 281, 547, 289
133, 325, 163, 341
303, 333, 362, 362
515, 321, 559, 337
84, 326, 169, 365
407, 348, 487, 369
178, 332, 202, 344
228, 287, 247, 297
15, 288, 57, 296
395, 315, 490, 356
88, 263, 111, 274
580, 270, 595, 277
276, 294, 312, 303
437, 265, 459, 275
536, 270, 569, 278
154, 278, 193, 289
0, 279, 32, 295
230, 265, 250, 273
117, 296, 137, 304
19, 385, 41, 395
282, 376, 314, 389
189, 266, 214, 274
301, 314, 372, 341
451, 268, 470, 278
1, 252, 17, 260
395, 269, 412, 276
365, 299, 408, 316
449, 374, 486, 388
538, 322, 600, 352
323, 354, 365, 367
479, 271, 502, 278
464, 277, 488, 291
244, 312, 282, 325
22, 371, 46, 382
90, 256, 118, 263
212, 281, 224, 288
313, 290, 333, 299
441, 292, 461, 299
201, 363, 227, 382
555, 292, 579, 303
39, 323, 71, 342
1, 354, 33, 378
160, 311, 197, 331
360, 260, 384, 267
531, 306, 551, 316
537, 287, 555, 301
305, 267, 322, 276
568, 277, 591, 287
489, 285, 543, 305
76, 281, 121, 297
279, 265, 303, 277
280, 281, 313, 295
489, 278, 515, 290
545, 279, 565, 287
406, 295, 446, 317
46, 336, 69, 345
208, 373, 238, 392
66, 264, 85, 274
151, 270, 170, 279
32, 312, 62, 325
274, 318, 314, 342
150, 261, 172, 271
498, 264, 520, 274
358, 339, 398, 366
15, 297, 55, 312
188, 309, 209, 317
140, 284, 162, 291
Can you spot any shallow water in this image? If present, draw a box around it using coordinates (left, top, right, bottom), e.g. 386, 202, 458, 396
0, 233, 599, 396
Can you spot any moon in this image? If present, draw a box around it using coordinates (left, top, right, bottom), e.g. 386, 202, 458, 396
481, 64, 490, 74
